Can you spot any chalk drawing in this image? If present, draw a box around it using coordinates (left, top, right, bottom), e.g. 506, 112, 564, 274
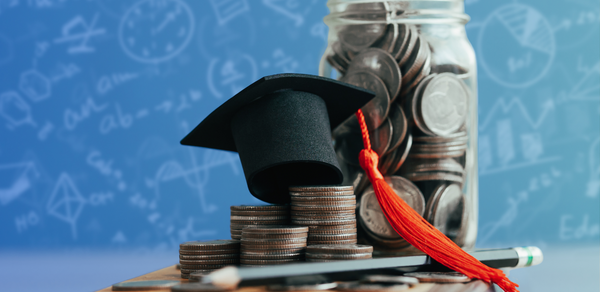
37, 121, 54, 141
586, 137, 600, 198
197, 9, 256, 60
559, 214, 600, 240
111, 230, 127, 243
479, 97, 560, 176
479, 168, 561, 244
119, 0, 195, 63
478, 3, 555, 88
54, 14, 106, 54
63, 97, 108, 131
19, 69, 51, 102
0, 91, 37, 129
209, 0, 250, 26
0, 161, 40, 206
15, 210, 40, 233
96, 72, 139, 95
99, 104, 133, 134
262, 0, 319, 27
46, 173, 86, 239
207, 54, 258, 99
310, 22, 328, 42
86, 150, 127, 191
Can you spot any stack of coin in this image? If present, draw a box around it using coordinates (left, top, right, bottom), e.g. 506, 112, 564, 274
305, 244, 373, 262
289, 185, 358, 245
178, 240, 240, 279
240, 226, 308, 267
230, 205, 290, 240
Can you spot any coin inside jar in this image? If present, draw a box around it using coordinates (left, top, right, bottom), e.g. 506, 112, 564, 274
348, 48, 402, 102
340, 70, 391, 131
418, 73, 468, 137
429, 183, 465, 239
359, 176, 425, 239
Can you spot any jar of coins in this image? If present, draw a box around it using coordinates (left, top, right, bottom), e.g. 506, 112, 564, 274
319, 0, 477, 253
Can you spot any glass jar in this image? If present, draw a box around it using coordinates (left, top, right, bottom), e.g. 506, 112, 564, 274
320, 0, 478, 254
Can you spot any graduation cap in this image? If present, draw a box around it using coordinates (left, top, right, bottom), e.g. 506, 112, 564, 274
181, 73, 374, 204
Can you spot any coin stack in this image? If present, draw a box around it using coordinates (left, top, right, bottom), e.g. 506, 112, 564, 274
289, 185, 358, 245
240, 226, 308, 267
178, 240, 240, 279
327, 10, 470, 250
230, 205, 290, 240
305, 244, 373, 262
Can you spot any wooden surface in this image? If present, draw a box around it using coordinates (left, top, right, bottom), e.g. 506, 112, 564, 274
97, 265, 496, 292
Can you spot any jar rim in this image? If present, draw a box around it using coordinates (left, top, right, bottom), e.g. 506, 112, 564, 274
325, 0, 470, 25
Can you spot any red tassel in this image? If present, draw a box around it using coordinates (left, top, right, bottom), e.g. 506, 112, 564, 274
355, 109, 519, 292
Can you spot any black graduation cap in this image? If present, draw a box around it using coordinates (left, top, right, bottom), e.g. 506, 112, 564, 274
181, 73, 374, 204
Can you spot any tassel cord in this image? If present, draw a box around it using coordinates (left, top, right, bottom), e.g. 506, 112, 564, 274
354, 109, 518, 292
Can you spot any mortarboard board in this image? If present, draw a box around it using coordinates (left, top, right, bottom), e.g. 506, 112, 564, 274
181, 73, 374, 204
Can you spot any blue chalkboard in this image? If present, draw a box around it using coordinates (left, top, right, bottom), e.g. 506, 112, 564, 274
0, 1, 597, 291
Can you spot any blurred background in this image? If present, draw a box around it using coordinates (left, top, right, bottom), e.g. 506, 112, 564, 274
0, 0, 598, 291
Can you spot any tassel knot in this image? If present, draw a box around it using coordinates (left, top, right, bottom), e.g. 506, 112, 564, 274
359, 149, 383, 181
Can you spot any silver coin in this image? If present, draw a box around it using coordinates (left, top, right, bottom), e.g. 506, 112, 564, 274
112, 280, 180, 291
431, 64, 470, 80
336, 282, 409, 291
407, 150, 466, 159
339, 24, 387, 54
361, 275, 419, 286
359, 176, 425, 239
419, 73, 468, 137
402, 271, 470, 283
385, 104, 408, 154
348, 48, 402, 102
390, 24, 410, 61
373, 24, 399, 54
399, 49, 432, 98
430, 183, 465, 239
401, 35, 431, 85
398, 25, 419, 67
399, 158, 464, 175
332, 41, 352, 67
306, 244, 373, 254
327, 54, 347, 75
379, 150, 398, 176
387, 134, 413, 175
413, 131, 468, 143
267, 283, 338, 291
180, 240, 240, 250
291, 195, 356, 202
341, 70, 391, 131
403, 172, 464, 183
305, 252, 371, 260
289, 185, 354, 192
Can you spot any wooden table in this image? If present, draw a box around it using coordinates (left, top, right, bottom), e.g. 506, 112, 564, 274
97, 265, 497, 292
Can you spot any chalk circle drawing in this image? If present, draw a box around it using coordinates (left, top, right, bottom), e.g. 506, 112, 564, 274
197, 8, 256, 60
19, 69, 52, 102
0, 33, 13, 66
0, 161, 40, 206
207, 54, 258, 99
47, 173, 86, 239
119, 0, 195, 63
478, 3, 555, 88
0, 91, 37, 128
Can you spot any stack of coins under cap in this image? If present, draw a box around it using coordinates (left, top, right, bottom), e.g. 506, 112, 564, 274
306, 244, 373, 262
178, 240, 240, 279
230, 205, 290, 240
240, 226, 309, 267
289, 185, 358, 245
